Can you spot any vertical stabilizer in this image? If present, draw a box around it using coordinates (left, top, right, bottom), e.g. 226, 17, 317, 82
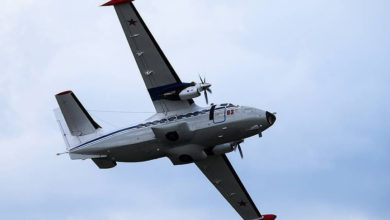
55, 91, 101, 136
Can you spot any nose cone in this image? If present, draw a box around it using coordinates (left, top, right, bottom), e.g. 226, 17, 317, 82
266, 111, 276, 126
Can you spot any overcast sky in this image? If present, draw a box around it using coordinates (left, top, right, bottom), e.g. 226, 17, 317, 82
1, 0, 389, 219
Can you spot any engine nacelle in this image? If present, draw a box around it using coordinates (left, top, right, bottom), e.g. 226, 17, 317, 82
178, 86, 200, 100
212, 143, 235, 155
166, 144, 207, 165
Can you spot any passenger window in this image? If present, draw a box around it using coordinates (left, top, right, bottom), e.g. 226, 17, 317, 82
177, 115, 184, 119
137, 124, 145, 128
152, 120, 159, 125
184, 113, 193, 118
168, 116, 176, 121
193, 111, 200, 116
145, 122, 153, 126
159, 119, 167, 123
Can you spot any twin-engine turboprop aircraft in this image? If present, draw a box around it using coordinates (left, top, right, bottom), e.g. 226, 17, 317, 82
54, 0, 277, 219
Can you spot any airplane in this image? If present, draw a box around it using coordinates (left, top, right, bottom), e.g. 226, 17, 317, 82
54, 0, 277, 219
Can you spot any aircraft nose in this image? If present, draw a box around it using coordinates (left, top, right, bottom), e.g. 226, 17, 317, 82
265, 111, 276, 126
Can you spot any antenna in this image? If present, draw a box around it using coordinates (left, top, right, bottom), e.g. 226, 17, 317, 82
56, 151, 69, 156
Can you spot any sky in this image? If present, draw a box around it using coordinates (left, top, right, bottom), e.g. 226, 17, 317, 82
0, 0, 389, 219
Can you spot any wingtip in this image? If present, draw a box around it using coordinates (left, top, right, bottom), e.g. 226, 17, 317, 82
101, 0, 134, 6
262, 214, 277, 220
56, 90, 73, 96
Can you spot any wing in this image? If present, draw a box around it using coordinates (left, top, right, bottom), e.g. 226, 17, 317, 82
196, 154, 264, 220
103, 0, 195, 113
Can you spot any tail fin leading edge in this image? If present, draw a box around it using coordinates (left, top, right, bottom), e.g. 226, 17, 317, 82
54, 108, 82, 151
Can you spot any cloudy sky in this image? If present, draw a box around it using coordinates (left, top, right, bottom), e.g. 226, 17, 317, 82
1, 0, 389, 219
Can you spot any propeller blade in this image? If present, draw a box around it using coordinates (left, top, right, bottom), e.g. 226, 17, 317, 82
199, 75, 211, 104
238, 144, 244, 159
199, 75, 204, 84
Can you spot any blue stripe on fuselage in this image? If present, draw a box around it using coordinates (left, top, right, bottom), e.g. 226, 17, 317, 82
69, 125, 138, 152
69, 106, 229, 152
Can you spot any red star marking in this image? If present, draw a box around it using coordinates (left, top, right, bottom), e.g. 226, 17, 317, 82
238, 200, 247, 207
128, 19, 137, 26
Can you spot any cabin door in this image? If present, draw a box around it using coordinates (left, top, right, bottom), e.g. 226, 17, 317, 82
212, 106, 226, 124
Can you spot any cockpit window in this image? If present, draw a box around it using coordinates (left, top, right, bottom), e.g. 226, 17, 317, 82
220, 103, 237, 107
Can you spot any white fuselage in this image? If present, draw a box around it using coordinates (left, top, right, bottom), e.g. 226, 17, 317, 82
69, 104, 273, 164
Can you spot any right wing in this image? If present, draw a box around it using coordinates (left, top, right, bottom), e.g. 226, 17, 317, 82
196, 154, 276, 220
103, 0, 195, 113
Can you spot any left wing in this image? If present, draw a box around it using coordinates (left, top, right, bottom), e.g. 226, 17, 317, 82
196, 154, 276, 220
103, 0, 195, 113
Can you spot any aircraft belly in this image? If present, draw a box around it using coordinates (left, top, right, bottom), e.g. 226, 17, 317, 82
111, 140, 165, 162
74, 128, 157, 156
191, 118, 259, 147
102, 129, 162, 162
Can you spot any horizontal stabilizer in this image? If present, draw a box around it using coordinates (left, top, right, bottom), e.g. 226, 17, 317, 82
55, 91, 101, 136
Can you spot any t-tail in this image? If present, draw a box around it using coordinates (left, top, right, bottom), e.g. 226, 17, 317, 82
54, 91, 103, 158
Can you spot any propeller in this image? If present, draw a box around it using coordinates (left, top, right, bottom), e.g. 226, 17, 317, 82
199, 75, 212, 104
233, 141, 244, 159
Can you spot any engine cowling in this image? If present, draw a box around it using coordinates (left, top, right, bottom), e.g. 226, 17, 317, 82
178, 86, 201, 100
212, 143, 235, 155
